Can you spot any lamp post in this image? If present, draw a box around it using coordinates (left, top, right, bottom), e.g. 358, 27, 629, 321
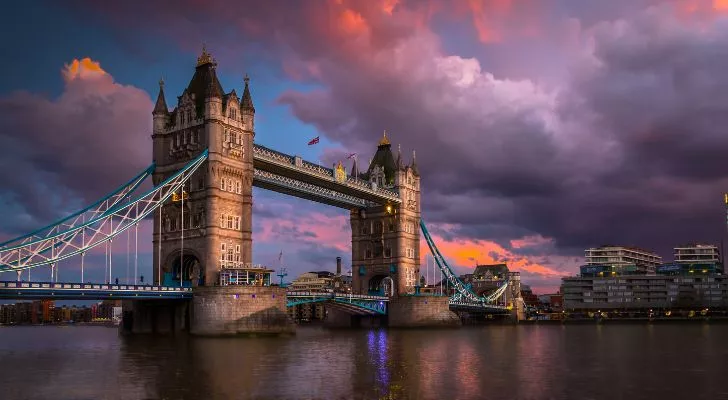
348, 268, 353, 302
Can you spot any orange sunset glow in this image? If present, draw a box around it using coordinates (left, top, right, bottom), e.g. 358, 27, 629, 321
62, 57, 106, 81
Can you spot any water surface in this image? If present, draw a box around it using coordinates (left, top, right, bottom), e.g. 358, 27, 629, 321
0, 324, 726, 399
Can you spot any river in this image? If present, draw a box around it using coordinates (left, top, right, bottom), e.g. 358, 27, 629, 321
0, 324, 726, 399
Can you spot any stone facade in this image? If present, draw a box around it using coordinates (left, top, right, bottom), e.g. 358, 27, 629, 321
191, 286, 294, 335
151, 48, 255, 286
351, 134, 422, 296
388, 296, 460, 328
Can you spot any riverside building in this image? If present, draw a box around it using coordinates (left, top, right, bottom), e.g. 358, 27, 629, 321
562, 244, 726, 311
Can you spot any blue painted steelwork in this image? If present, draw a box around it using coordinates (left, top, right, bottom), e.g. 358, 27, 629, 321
0, 164, 154, 249
420, 220, 509, 310
252, 143, 401, 203
253, 169, 376, 209
286, 291, 389, 315
0, 150, 208, 272
0, 281, 192, 300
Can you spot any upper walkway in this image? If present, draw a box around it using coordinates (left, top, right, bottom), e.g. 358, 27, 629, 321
252, 144, 401, 209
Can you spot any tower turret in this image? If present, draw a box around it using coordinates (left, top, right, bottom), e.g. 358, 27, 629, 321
152, 77, 169, 134
241, 74, 255, 133
410, 150, 419, 176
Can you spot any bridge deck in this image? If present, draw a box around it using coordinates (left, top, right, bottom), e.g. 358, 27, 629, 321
0, 281, 192, 300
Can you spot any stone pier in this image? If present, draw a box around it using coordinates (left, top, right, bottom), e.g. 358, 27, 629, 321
323, 306, 385, 329
120, 299, 189, 335
190, 286, 295, 336
388, 296, 461, 328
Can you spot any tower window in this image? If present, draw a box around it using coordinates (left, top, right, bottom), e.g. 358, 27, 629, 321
236, 180, 241, 194
234, 216, 241, 230
365, 247, 372, 259
221, 178, 226, 191
227, 215, 233, 229
384, 247, 392, 258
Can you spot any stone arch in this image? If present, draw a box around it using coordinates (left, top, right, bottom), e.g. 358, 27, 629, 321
368, 274, 394, 296
163, 248, 204, 287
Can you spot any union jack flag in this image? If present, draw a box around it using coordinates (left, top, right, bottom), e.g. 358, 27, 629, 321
307, 136, 320, 145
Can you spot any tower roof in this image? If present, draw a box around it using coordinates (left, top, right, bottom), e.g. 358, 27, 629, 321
153, 77, 168, 115
185, 46, 225, 116
241, 74, 255, 112
367, 130, 397, 184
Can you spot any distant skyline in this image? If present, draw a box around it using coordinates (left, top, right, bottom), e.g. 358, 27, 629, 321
2, 0, 728, 292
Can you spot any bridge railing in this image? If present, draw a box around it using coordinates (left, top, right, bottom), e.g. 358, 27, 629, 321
0, 281, 192, 292
252, 144, 400, 201
286, 290, 389, 301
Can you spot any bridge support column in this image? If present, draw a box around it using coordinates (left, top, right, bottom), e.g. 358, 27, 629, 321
190, 286, 295, 336
323, 307, 385, 329
388, 296, 460, 328
120, 299, 189, 335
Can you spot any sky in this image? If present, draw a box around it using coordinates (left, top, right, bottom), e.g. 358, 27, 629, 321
2, 0, 728, 293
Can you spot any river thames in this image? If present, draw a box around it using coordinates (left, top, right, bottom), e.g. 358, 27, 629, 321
0, 324, 726, 399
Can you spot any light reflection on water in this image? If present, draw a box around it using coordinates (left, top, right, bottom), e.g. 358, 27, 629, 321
0, 324, 727, 399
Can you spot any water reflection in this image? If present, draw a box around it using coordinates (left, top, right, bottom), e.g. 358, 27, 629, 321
2, 325, 728, 399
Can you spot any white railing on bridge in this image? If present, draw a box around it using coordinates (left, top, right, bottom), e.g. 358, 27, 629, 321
286, 290, 389, 301
0, 281, 192, 292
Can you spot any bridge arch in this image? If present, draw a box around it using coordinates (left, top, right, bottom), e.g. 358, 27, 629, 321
163, 249, 204, 287
368, 274, 394, 297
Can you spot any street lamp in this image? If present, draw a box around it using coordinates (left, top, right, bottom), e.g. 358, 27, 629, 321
348, 268, 353, 301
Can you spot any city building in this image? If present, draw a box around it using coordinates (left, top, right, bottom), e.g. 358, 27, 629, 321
674, 244, 721, 264
584, 245, 662, 274
562, 273, 728, 310
289, 272, 334, 292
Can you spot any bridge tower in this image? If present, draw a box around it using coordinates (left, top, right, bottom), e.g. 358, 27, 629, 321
151, 47, 255, 287
350, 132, 421, 296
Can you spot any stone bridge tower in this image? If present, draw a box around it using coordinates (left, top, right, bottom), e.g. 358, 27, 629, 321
350, 132, 421, 296
150, 47, 255, 286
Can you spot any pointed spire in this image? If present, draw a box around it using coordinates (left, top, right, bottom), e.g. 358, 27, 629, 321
396, 144, 403, 169
197, 43, 215, 67
153, 77, 169, 115
410, 149, 419, 176
378, 130, 390, 146
350, 156, 359, 177
241, 73, 255, 113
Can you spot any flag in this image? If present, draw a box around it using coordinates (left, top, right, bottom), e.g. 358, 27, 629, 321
308, 136, 320, 145
278, 250, 283, 262
346, 152, 357, 159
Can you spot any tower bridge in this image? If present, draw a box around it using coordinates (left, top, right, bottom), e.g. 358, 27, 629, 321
0, 48, 518, 334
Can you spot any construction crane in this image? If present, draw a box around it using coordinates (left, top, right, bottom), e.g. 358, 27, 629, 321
276, 267, 288, 287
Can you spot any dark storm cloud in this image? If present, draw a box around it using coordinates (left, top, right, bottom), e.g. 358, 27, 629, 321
0, 61, 152, 235
19, 0, 728, 280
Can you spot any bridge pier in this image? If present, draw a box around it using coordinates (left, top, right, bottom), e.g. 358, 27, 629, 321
190, 286, 295, 336
388, 296, 460, 328
120, 299, 189, 335
323, 306, 385, 329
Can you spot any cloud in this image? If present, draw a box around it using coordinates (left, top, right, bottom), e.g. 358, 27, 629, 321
40, 0, 728, 293
0, 57, 152, 234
